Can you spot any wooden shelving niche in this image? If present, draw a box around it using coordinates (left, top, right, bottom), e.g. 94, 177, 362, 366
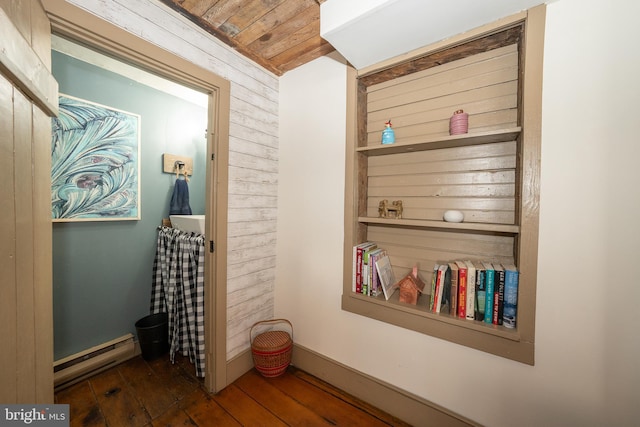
341, 8, 545, 365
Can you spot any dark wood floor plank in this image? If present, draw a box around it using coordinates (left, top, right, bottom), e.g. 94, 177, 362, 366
125, 366, 179, 419
151, 404, 197, 427
181, 388, 241, 426
235, 369, 334, 426
146, 356, 200, 400
117, 356, 154, 380
211, 384, 288, 426
90, 368, 151, 427
55, 380, 106, 427
266, 370, 392, 427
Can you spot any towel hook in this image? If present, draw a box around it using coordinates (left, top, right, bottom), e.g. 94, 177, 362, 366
174, 161, 190, 182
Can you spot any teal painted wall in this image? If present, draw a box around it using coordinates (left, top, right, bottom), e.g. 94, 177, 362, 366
52, 51, 207, 360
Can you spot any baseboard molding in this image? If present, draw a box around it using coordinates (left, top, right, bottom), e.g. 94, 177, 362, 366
226, 347, 255, 385
226, 343, 478, 427
54, 335, 140, 392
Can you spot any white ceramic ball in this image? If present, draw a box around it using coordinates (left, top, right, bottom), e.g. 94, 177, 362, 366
443, 210, 464, 223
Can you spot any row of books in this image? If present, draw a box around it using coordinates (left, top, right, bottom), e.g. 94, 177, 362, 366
352, 242, 387, 298
352, 243, 520, 329
430, 261, 519, 328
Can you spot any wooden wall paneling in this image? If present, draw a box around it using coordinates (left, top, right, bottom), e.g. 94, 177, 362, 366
32, 105, 54, 403
0, 0, 30, 43
14, 88, 36, 403
0, 0, 55, 403
0, 75, 18, 404
368, 85, 518, 137
366, 52, 517, 113
365, 44, 517, 99
31, 0, 52, 69
358, 25, 522, 87
368, 225, 515, 280
366, 142, 516, 224
0, 6, 57, 116
365, 46, 518, 145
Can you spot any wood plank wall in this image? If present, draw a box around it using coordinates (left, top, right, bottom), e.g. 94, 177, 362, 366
69, 0, 279, 360
365, 44, 519, 278
0, 0, 55, 403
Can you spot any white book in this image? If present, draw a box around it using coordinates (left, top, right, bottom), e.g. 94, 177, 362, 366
465, 261, 476, 320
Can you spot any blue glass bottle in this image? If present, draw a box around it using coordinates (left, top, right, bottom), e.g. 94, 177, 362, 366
381, 120, 395, 144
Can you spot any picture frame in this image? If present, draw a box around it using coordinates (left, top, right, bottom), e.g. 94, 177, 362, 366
375, 255, 397, 300
51, 94, 141, 221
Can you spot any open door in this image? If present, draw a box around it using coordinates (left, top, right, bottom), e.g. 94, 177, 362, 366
41, 0, 230, 394
0, 1, 58, 403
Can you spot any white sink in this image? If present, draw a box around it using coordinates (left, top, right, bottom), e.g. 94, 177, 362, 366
170, 215, 205, 235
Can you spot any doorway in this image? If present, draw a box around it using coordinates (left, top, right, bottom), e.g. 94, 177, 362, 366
44, 1, 230, 393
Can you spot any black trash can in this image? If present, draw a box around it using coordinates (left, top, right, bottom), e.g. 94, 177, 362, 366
135, 312, 169, 361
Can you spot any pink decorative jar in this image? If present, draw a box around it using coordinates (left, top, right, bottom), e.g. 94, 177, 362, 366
449, 109, 469, 135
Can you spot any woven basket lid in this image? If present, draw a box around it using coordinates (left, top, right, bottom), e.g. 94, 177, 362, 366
252, 330, 291, 351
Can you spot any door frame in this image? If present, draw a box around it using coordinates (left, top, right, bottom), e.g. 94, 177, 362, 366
42, 0, 230, 392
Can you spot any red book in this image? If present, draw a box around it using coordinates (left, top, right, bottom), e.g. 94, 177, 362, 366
455, 261, 467, 318
353, 242, 375, 294
434, 264, 448, 313
448, 262, 459, 316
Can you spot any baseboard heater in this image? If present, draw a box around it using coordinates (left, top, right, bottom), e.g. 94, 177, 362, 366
53, 334, 138, 391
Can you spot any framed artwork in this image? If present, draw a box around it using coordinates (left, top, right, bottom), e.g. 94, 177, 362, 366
51, 94, 141, 221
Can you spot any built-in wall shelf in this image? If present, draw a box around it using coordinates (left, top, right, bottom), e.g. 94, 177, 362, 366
358, 217, 520, 234
348, 291, 521, 342
342, 8, 545, 366
356, 128, 521, 156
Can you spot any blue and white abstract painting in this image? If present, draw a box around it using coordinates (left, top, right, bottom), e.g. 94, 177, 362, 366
51, 94, 141, 221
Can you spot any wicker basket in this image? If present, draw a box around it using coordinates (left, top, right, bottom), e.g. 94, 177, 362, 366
250, 319, 293, 378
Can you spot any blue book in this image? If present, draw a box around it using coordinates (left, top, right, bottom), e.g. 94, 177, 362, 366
502, 264, 519, 328
482, 262, 495, 324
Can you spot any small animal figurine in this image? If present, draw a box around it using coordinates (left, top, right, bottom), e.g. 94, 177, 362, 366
378, 199, 403, 219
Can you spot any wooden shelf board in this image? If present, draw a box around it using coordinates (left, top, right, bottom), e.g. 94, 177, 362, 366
347, 291, 521, 341
357, 127, 522, 156
358, 217, 520, 234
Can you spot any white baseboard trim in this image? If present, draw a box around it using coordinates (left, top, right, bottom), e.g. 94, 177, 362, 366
54, 334, 140, 391
226, 343, 478, 427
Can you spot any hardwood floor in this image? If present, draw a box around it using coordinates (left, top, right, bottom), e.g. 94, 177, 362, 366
55, 353, 412, 426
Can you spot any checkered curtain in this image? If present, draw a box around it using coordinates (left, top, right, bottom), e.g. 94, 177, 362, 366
151, 226, 205, 377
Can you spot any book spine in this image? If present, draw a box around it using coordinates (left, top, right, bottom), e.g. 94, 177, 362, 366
494, 268, 506, 325
457, 267, 467, 318
441, 267, 451, 314
352, 245, 358, 293
484, 268, 494, 324
362, 261, 369, 296
449, 266, 458, 317
370, 253, 378, 296
435, 265, 448, 313
475, 268, 485, 321
465, 263, 476, 320
433, 268, 442, 313
503, 268, 519, 328
355, 247, 363, 294
429, 264, 438, 311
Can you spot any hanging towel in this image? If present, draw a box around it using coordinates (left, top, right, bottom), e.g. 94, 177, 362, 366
169, 179, 192, 215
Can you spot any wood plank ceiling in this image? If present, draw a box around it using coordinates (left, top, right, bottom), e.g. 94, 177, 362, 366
159, 0, 335, 76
